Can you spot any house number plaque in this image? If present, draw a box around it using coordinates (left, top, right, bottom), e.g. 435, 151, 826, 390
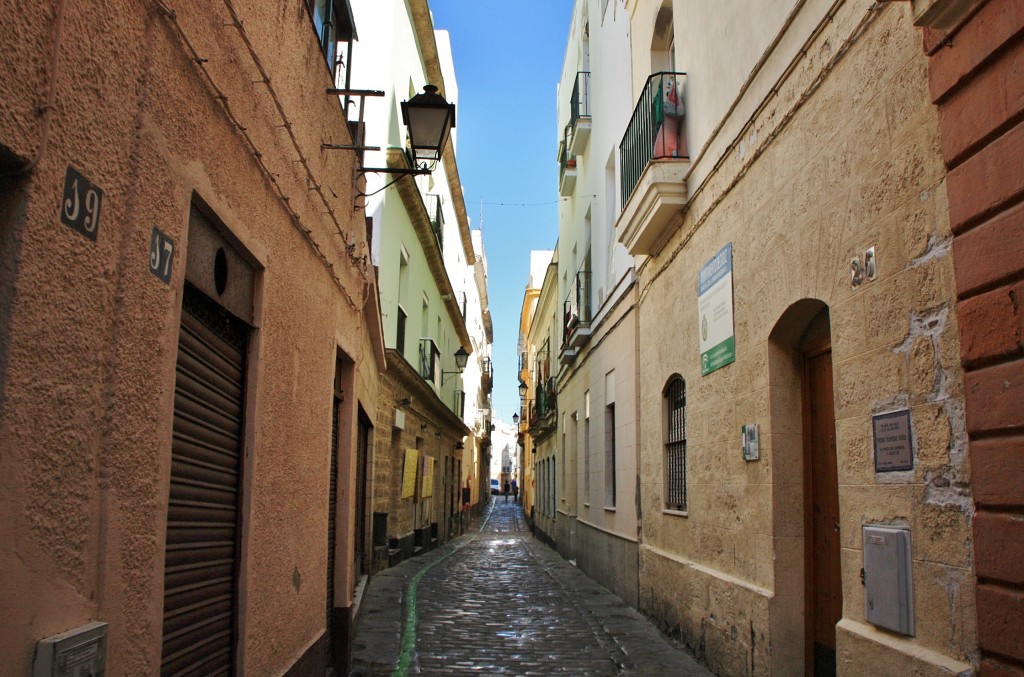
60, 165, 103, 241
149, 227, 175, 284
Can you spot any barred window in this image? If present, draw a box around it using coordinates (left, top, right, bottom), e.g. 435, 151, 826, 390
665, 377, 687, 511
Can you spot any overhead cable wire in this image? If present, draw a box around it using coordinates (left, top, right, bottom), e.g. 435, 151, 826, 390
153, 0, 366, 311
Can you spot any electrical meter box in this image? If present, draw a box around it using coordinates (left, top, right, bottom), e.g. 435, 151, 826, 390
863, 526, 914, 636
33, 621, 107, 677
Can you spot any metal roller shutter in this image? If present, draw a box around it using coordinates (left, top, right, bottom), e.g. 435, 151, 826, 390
162, 286, 247, 677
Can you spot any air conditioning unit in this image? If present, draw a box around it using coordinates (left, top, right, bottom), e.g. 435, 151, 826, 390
394, 409, 405, 430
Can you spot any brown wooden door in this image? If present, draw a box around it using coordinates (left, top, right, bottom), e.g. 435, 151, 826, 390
805, 343, 841, 677
354, 411, 370, 579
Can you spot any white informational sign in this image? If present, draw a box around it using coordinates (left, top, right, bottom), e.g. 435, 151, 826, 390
698, 243, 735, 376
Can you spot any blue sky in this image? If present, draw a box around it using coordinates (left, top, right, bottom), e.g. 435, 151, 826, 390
430, 2, 574, 424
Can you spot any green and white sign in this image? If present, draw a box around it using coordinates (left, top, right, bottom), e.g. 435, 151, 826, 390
698, 243, 735, 376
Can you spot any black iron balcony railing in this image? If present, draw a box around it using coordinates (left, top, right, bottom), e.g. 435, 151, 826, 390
481, 357, 493, 391
529, 377, 557, 434
559, 133, 576, 181
570, 71, 592, 126
396, 307, 407, 355
520, 399, 532, 426
425, 193, 443, 252
619, 72, 688, 207
419, 337, 440, 384
562, 270, 592, 348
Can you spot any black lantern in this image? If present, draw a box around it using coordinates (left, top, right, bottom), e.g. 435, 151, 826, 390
442, 346, 470, 385
512, 413, 520, 425
518, 379, 528, 399
401, 84, 456, 164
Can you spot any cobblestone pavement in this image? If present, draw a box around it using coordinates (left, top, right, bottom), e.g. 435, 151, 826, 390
350, 497, 711, 676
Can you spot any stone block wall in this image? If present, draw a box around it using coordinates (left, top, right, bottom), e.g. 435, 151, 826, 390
635, 3, 974, 674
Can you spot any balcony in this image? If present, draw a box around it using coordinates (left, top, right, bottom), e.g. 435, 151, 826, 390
419, 338, 440, 384
558, 135, 577, 196
567, 71, 592, 155
424, 193, 443, 253
563, 270, 592, 350
481, 357, 493, 393
617, 72, 690, 256
528, 378, 557, 437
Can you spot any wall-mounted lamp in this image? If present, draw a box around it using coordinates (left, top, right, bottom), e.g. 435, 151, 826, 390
322, 85, 455, 178
512, 413, 520, 425
402, 85, 455, 164
420, 423, 429, 432
518, 379, 528, 399
441, 346, 470, 385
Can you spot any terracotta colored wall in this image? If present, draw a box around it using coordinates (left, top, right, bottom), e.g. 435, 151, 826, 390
0, 0, 374, 674
921, 1, 1024, 673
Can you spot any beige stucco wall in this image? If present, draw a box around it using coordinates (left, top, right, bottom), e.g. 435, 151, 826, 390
634, 2, 974, 675
0, 0, 377, 673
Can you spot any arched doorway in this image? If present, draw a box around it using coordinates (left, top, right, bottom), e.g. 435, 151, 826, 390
768, 300, 841, 676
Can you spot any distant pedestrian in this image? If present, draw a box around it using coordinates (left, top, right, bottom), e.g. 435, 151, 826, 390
511, 479, 519, 503
503, 480, 510, 502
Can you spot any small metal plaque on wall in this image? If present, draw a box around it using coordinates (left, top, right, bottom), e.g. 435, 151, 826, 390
60, 165, 103, 241
872, 409, 913, 472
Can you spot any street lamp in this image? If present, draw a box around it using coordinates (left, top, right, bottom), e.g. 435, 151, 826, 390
441, 346, 470, 385
512, 413, 520, 425
323, 84, 456, 177
518, 379, 528, 400
402, 85, 456, 164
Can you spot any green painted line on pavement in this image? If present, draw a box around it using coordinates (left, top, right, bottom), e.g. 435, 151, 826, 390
391, 501, 497, 677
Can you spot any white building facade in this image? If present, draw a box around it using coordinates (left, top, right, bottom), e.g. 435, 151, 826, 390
546, 0, 644, 606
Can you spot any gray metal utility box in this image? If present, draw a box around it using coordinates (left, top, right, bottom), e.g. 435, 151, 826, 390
863, 525, 915, 636
33, 621, 107, 677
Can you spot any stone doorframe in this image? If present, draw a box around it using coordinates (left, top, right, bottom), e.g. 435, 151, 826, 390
766, 298, 833, 676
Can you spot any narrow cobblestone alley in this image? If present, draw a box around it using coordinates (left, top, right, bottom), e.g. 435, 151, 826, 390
350, 498, 711, 676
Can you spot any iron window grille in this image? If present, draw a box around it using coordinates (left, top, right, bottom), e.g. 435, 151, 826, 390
665, 377, 687, 511
605, 404, 616, 507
